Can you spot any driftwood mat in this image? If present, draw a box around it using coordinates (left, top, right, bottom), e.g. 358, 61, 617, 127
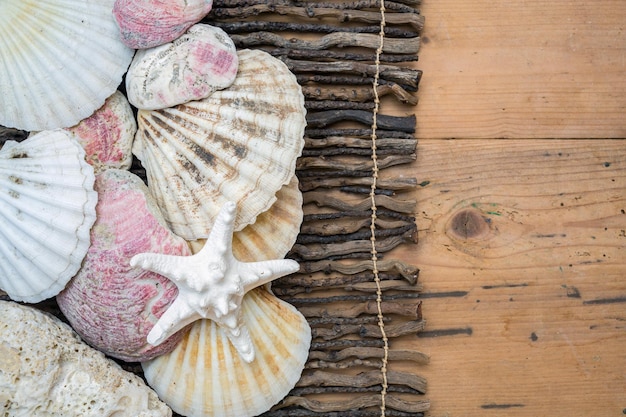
1, 1, 428, 416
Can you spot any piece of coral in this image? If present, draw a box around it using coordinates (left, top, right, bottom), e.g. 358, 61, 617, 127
0, 300, 172, 416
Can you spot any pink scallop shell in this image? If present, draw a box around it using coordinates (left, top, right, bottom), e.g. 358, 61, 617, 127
57, 169, 192, 362
113, 0, 213, 49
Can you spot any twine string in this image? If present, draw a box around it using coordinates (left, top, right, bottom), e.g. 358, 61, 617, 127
369, 1, 389, 416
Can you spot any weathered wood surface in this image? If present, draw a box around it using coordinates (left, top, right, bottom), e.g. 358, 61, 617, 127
397, 139, 626, 416
415, 0, 626, 139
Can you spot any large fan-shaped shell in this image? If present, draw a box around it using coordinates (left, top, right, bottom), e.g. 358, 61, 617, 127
0, 301, 172, 416
67, 91, 137, 174
0, 130, 97, 303
114, 0, 213, 49
0, 0, 134, 131
142, 287, 311, 417
189, 176, 303, 263
133, 49, 306, 239
57, 169, 192, 362
126, 24, 238, 110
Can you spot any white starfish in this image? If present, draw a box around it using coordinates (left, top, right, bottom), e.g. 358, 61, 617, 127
130, 201, 299, 363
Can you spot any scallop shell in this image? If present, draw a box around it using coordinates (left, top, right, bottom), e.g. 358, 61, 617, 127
133, 49, 306, 240
189, 176, 303, 263
67, 91, 137, 174
57, 169, 192, 362
0, 300, 172, 416
0, 130, 97, 303
126, 24, 238, 110
114, 0, 213, 49
0, 0, 134, 131
141, 287, 311, 417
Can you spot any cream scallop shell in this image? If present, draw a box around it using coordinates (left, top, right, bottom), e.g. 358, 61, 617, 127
133, 49, 306, 240
0, 0, 134, 131
0, 130, 97, 302
141, 287, 311, 417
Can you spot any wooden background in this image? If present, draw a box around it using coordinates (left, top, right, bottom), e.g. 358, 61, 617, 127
398, 0, 626, 415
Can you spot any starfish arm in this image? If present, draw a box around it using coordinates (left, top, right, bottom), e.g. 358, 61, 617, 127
147, 297, 201, 346
238, 259, 300, 292
203, 201, 237, 255
130, 252, 188, 282
222, 321, 256, 363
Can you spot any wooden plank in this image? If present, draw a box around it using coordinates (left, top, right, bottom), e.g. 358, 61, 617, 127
415, 0, 626, 139
393, 139, 626, 415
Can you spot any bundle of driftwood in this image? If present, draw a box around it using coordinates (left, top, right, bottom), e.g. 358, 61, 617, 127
205, 1, 428, 415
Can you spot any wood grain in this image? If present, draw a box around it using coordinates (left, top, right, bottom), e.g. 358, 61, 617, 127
415, 0, 626, 138
394, 139, 626, 416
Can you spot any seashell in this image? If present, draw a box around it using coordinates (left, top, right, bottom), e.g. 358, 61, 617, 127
189, 176, 303, 263
141, 287, 311, 417
67, 91, 137, 174
57, 169, 192, 362
114, 0, 213, 49
0, 0, 134, 131
0, 300, 172, 416
126, 24, 238, 110
0, 130, 97, 303
133, 49, 306, 240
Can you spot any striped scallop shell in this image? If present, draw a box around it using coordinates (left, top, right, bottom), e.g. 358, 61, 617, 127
141, 287, 311, 417
0, 0, 134, 131
133, 49, 306, 240
189, 176, 303, 263
0, 130, 97, 302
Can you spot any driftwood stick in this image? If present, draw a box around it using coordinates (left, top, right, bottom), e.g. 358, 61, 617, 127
289, 232, 416, 260
262, 408, 424, 417
303, 209, 415, 223
209, 6, 425, 31
230, 32, 420, 54
296, 224, 416, 245
299, 259, 420, 281
340, 186, 395, 195
272, 279, 422, 296
283, 292, 422, 304
297, 369, 427, 394
210, 20, 419, 37
277, 395, 429, 413
301, 216, 415, 236
305, 101, 375, 111
306, 110, 415, 132
212, 0, 422, 10
291, 385, 424, 396
305, 128, 415, 139
284, 59, 422, 88
312, 319, 425, 340
311, 339, 386, 350
303, 136, 417, 151
302, 84, 417, 104
273, 270, 417, 289
296, 299, 422, 319
297, 154, 416, 171
269, 48, 419, 63
303, 192, 416, 213
299, 176, 417, 192
308, 347, 429, 364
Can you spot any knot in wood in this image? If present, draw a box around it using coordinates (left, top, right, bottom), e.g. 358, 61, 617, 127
448, 208, 490, 240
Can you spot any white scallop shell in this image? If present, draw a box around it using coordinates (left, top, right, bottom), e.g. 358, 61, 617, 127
189, 176, 303, 263
67, 91, 137, 174
133, 49, 306, 239
0, 300, 172, 416
0, 0, 134, 131
142, 287, 311, 417
126, 24, 238, 110
0, 130, 97, 302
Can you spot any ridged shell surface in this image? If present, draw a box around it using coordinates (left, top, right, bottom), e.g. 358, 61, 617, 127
114, 0, 213, 49
142, 287, 311, 417
67, 91, 136, 174
0, 0, 134, 131
133, 49, 306, 239
126, 24, 238, 110
189, 176, 303, 263
0, 301, 172, 416
0, 130, 97, 303
57, 169, 192, 362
